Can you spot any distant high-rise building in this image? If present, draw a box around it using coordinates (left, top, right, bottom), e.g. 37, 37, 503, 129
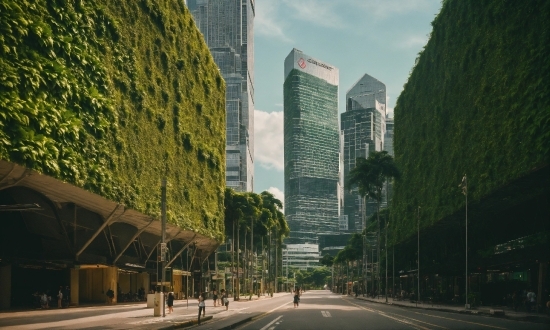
284, 48, 340, 244
188, 0, 255, 192
383, 113, 394, 207
341, 74, 386, 232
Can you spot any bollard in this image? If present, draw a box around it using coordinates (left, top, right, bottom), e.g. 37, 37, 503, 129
154, 292, 164, 316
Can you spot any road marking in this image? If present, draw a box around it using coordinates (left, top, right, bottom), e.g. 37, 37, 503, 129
411, 311, 508, 329
321, 311, 332, 317
260, 315, 283, 330
345, 298, 430, 330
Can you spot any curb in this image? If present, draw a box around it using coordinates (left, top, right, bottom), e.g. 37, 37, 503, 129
355, 297, 550, 325
218, 312, 268, 330
158, 315, 213, 329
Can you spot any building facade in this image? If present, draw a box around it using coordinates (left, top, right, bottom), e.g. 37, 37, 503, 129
341, 74, 386, 232
284, 48, 340, 244
282, 243, 320, 271
188, 0, 255, 191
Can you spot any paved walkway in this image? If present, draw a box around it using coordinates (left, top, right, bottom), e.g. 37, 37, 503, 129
0, 292, 291, 330
354, 295, 550, 325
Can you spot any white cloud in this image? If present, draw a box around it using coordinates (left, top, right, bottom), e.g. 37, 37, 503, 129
256, 1, 293, 43
396, 35, 429, 49
254, 110, 284, 171
282, 0, 345, 29
267, 186, 285, 211
347, 0, 436, 19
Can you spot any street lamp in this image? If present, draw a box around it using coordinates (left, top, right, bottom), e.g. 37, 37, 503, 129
417, 205, 420, 307
460, 174, 468, 309
385, 220, 389, 303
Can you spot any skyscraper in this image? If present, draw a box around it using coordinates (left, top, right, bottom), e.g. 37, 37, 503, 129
188, 0, 255, 191
284, 49, 340, 244
341, 74, 386, 232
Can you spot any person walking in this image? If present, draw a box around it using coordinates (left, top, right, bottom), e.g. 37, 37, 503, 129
198, 292, 206, 325
57, 286, 63, 308
526, 288, 536, 312
167, 291, 174, 314
213, 289, 218, 307
293, 288, 300, 308
221, 289, 229, 310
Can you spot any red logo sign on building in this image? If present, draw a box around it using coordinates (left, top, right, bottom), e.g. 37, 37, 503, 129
297, 58, 306, 69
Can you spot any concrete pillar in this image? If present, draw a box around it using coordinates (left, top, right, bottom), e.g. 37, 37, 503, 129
70, 268, 79, 306
138, 272, 150, 294
0, 264, 11, 309
105, 266, 118, 303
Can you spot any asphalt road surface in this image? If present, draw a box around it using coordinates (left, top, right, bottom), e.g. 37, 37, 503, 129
0, 291, 547, 329
236, 290, 548, 330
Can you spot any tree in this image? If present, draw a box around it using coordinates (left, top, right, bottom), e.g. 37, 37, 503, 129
346, 150, 400, 298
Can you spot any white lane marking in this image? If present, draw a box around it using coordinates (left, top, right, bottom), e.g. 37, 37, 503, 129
260, 315, 283, 330
321, 311, 332, 317
267, 301, 293, 313
412, 311, 507, 329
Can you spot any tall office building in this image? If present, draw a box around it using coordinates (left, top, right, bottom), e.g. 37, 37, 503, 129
341, 74, 386, 232
188, 0, 255, 191
284, 49, 340, 244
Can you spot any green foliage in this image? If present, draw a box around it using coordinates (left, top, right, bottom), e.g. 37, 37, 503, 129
392, 0, 550, 243
335, 233, 363, 263
319, 254, 334, 267
0, 0, 226, 240
346, 151, 400, 202
295, 267, 331, 289
224, 188, 289, 249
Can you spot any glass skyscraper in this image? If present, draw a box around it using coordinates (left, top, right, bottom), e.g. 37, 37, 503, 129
284, 49, 339, 244
341, 74, 386, 232
188, 0, 255, 192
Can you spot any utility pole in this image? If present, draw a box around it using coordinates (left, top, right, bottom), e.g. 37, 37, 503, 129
362, 195, 367, 298
461, 174, 468, 309
417, 205, 420, 307
161, 179, 167, 317
385, 180, 389, 303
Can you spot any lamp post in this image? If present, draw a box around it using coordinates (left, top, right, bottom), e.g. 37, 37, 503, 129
161, 179, 167, 317
385, 220, 389, 303
460, 174, 468, 309
362, 195, 367, 297
417, 205, 420, 307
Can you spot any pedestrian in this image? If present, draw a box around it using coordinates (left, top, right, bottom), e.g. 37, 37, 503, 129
57, 286, 63, 308
526, 288, 536, 312
213, 288, 218, 307
106, 288, 115, 304
221, 289, 229, 310
198, 292, 206, 324
293, 288, 300, 308
167, 291, 174, 314
40, 291, 49, 309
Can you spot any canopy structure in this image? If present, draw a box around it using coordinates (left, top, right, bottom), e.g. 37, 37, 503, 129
0, 160, 219, 270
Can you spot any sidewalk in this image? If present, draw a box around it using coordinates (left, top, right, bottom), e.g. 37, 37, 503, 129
0, 292, 290, 330
354, 295, 550, 325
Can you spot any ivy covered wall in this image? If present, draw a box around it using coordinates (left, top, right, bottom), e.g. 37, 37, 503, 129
0, 0, 226, 241
392, 0, 550, 243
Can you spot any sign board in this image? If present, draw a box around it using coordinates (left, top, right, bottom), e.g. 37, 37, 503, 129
160, 243, 167, 261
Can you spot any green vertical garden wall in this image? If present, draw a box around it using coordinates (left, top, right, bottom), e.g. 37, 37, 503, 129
392, 0, 550, 243
0, 0, 226, 241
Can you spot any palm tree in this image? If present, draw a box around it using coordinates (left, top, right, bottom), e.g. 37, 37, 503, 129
346, 150, 400, 299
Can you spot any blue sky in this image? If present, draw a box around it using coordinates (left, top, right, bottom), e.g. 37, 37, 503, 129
252, 0, 442, 205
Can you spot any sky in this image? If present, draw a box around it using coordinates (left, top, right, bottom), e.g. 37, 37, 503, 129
252, 0, 443, 206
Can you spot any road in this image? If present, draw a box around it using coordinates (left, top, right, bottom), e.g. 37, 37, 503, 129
235, 291, 548, 330
0, 291, 547, 329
